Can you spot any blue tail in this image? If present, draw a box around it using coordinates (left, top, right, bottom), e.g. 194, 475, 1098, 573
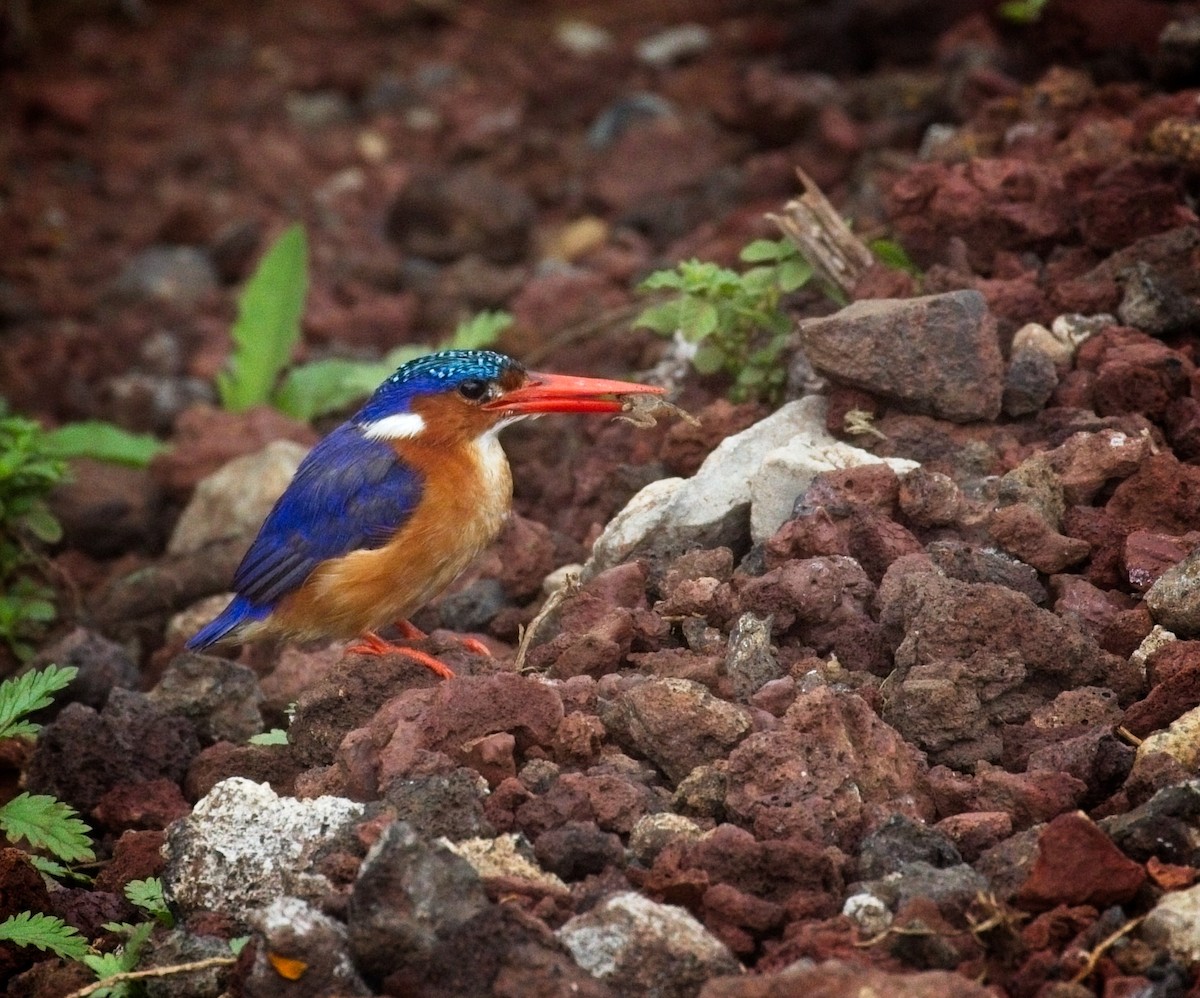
186, 595, 271, 651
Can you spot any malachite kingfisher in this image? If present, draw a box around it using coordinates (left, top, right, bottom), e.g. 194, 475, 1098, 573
186, 349, 665, 677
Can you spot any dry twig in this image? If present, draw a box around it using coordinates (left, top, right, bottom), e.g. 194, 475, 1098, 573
769, 168, 874, 297
514, 573, 580, 672
63, 955, 237, 998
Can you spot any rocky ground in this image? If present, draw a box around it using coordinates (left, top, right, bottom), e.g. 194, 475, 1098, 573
5, 0, 1200, 995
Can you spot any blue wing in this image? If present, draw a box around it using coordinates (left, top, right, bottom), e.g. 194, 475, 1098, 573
232, 424, 423, 607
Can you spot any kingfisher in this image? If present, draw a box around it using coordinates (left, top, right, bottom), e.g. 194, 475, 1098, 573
186, 349, 664, 677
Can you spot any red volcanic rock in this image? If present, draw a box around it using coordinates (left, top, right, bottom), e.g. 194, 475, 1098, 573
988, 502, 1090, 573
880, 573, 1143, 768
1106, 453, 1200, 535
1014, 812, 1145, 911
933, 811, 1013, 863
91, 778, 190, 831
1123, 642, 1200, 738
1123, 530, 1200, 592
1044, 426, 1155, 505
724, 685, 932, 849
528, 563, 649, 679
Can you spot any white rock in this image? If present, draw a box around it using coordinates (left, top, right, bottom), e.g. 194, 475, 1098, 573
843, 891, 892, 937
588, 395, 918, 571
162, 777, 363, 920
750, 422, 918, 542
444, 833, 567, 892
559, 891, 740, 997
1142, 881, 1200, 963
167, 440, 308, 555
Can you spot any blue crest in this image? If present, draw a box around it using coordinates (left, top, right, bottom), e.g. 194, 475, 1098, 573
355, 349, 522, 423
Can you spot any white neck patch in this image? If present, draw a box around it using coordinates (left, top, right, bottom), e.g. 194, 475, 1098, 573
360, 412, 426, 440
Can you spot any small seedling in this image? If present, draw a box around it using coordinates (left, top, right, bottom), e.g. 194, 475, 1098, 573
0, 408, 67, 659
125, 877, 173, 928
213, 223, 511, 421
0, 664, 99, 958
635, 238, 813, 403
216, 223, 309, 413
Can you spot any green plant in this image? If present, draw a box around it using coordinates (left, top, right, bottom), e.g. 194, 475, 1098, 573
0, 411, 67, 659
273, 308, 512, 422
0, 665, 94, 878
996, 0, 1049, 23
0, 664, 97, 959
125, 877, 173, 928
41, 422, 167, 467
216, 223, 309, 413
213, 223, 511, 421
81, 920, 155, 997
635, 238, 813, 403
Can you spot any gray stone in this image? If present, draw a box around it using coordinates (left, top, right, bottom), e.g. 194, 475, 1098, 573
798, 290, 1004, 422
167, 440, 308, 555
635, 24, 712, 67
1142, 881, 1200, 964
1146, 545, 1200, 635
723, 613, 781, 701
163, 778, 363, 921
559, 891, 739, 998
1118, 260, 1200, 337
1003, 346, 1059, 417
111, 245, 218, 306
382, 769, 494, 841
245, 897, 371, 997
857, 814, 963, 880
347, 820, 490, 981
148, 652, 264, 743
32, 628, 139, 710
589, 396, 914, 574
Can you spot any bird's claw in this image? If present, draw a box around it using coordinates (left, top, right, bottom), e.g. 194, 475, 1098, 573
347, 631, 457, 679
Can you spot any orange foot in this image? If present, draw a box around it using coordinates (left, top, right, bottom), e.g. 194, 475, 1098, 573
346, 631, 456, 679
392, 619, 493, 658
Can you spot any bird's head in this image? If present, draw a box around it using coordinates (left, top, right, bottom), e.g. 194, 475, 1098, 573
353, 349, 665, 445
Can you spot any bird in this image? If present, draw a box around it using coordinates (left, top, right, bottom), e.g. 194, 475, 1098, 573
186, 349, 664, 677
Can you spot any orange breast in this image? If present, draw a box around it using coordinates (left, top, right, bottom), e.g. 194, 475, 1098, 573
269, 429, 512, 640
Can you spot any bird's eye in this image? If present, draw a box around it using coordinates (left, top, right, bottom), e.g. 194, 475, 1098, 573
458, 378, 488, 401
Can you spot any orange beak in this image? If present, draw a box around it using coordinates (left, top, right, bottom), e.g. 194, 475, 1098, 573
484, 371, 665, 415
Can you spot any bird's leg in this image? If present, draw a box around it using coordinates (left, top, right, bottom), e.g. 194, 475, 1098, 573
392, 619, 492, 658
346, 631, 456, 679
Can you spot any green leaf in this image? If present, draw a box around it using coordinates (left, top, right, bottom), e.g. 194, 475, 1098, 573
677, 298, 719, 342
739, 239, 789, 263
691, 342, 727, 376
229, 935, 251, 955
776, 256, 815, 292
83, 920, 153, 997
634, 300, 686, 336
0, 792, 95, 863
449, 310, 511, 349
869, 237, 921, 276
0, 911, 90, 960
17, 502, 62, 544
0, 664, 77, 741
249, 728, 289, 745
216, 224, 309, 412
996, 0, 1048, 23
125, 877, 173, 927
42, 423, 167, 467
273, 358, 392, 422
638, 269, 687, 292
739, 266, 777, 296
